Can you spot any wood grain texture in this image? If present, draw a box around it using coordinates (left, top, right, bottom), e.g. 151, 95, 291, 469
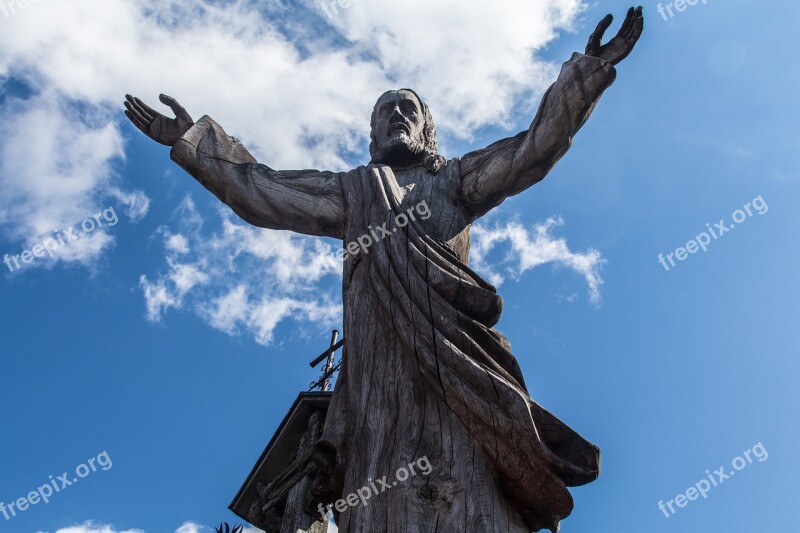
247, 411, 329, 533
170, 53, 617, 533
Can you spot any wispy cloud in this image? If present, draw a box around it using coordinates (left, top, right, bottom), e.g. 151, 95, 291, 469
35, 522, 145, 533
0, 0, 600, 339
0, 91, 148, 268
139, 196, 341, 345
471, 216, 605, 305
35, 521, 261, 533
0, 0, 586, 263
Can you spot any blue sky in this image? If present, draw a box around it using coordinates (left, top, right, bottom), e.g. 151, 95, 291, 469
1, 0, 798, 532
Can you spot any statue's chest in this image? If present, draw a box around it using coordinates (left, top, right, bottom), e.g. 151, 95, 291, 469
344, 163, 471, 245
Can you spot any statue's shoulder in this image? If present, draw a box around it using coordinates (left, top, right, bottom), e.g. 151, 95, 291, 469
441, 156, 461, 175
347, 163, 378, 174
433, 157, 462, 184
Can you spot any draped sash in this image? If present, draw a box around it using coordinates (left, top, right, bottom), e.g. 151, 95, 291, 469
344, 165, 600, 532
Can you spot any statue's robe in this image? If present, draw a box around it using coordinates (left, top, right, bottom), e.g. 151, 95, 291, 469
171, 53, 616, 532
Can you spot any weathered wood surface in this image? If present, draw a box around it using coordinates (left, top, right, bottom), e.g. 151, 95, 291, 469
236, 399, 330, 533
124, 8, 644, 531
276, 411, 328, 533
169, 54, 615, 532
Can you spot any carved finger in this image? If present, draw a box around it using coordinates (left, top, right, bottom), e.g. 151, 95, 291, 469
123, 101, 150, 125
124, 107, 150, 131
159, 93, 192, 123
630, 7, 644, 41
125, 95, 151, 120
124, 109, 152, 136
587, 14, 613, 55
123, 100, 152, 125
630, 21, 643, 44
132, 96, 160, 121
133, 101, 156, 122
624, 7, 643, 39
618, 7, 635, 39
125, 96, 155, 122
615, 13, 643, 64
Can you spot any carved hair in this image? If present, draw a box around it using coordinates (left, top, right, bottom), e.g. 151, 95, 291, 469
369, 88, 444, 174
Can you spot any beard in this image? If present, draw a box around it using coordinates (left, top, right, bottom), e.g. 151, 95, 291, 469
373, 131, 426, 168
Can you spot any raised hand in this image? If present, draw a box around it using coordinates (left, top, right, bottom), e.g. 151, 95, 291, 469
585, 7, 644, 66
124, 94, 194, 147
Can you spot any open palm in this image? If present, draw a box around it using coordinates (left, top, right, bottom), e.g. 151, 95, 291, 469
585, 6, 644, 66
123, 94, 194, 146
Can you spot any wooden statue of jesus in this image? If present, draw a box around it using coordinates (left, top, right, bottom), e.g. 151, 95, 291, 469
125, 8, 643, 532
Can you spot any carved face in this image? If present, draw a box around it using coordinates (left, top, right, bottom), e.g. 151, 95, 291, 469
371, 90, 426, 167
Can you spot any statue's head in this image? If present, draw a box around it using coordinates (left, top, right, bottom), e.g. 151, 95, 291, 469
369, 89, 444, 174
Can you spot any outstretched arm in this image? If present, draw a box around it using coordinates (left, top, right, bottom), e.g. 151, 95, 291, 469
124, 95, 346, 239
460, 7, 644, 220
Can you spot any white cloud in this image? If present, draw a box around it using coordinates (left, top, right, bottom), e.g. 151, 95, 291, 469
0, 0, 586, 242
36, 522, 145, 533
174, 523, 204, 533
0, 90, 146, 268
140, 196, 341, 345
0, 0, 602, 336
328, 0, 586, 140
471, 216, 605, 304
36, 521, 262, 533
